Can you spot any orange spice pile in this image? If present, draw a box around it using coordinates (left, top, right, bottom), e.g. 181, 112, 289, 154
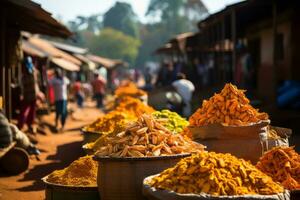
83, 110, 136, 134
189, 83, 268, 126
115, 81, 146, 98
115, 96, 155, 117
256, 146, 300, 190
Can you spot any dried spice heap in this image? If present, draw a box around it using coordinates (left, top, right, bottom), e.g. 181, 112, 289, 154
148, 152, 284, 196
83, 111, 135, 134
189, 83, 268, 126
93, 114, 204, 157
115, 96, 155, 117
47, 156, 97, 186
115, 81, 147, 98
256, 146, 300, 190
152, 110, 189, 134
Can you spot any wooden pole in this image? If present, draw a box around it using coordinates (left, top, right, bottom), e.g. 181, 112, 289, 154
272, 0, 278, 104
231, 9, 237, 84
0, 9, 6, 114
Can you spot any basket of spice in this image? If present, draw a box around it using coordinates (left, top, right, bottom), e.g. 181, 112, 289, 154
93, 114, 205, 200
114, 81, 148, 104
187, 83, 272, 163
43, 156, 99, 200
143, 151, 289, 200
256, 146, 300, 200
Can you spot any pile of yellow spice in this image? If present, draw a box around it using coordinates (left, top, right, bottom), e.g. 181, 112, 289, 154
115, 81, 147, 98
83, 110, 136, 134
148, 152, 284, 196
189, 83, 268, 126
46, 156, 97, 187
115, 96, 155, 117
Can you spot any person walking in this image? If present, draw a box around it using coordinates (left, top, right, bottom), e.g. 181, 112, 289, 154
91, 73, 106, 108
73, 78, 84, 108
172, 73, 195, 117
18, 57, 43, 133
48, 68, 70, 132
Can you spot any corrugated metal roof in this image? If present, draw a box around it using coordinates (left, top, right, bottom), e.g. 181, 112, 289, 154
2, 0, 72, 38
28, 37, 82, 65
49, 41, 88, 55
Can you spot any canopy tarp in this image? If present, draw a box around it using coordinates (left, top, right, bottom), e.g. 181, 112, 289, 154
51, 57, 80, 72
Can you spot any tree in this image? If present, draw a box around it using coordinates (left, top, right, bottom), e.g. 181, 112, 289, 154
103, 2, 139, 38
89, 28, 140, 65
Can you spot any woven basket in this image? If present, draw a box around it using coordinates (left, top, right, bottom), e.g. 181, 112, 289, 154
93, 154, 190, 200
42, 176, 99, 200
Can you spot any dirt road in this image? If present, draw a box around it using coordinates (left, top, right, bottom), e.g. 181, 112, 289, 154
0, 105, 102, 200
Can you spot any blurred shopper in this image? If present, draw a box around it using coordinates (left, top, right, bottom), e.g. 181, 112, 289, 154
92, 73, 106, 108
73, 78, 84, 108
48, 69, 70, 132
18, 57, 44, 133
143, 67, 153, 91
172, 73, 195, 117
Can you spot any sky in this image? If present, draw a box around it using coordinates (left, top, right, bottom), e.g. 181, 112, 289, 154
33, 0, 242, 23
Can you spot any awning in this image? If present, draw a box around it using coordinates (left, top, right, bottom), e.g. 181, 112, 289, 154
21, 40, 47, 58
2, 0, 72, 38
74, 54, 97, 70
87, 54, 124, 69
49, 41, 88, 54
28, 37, 82, 65
51, 58, 80, 72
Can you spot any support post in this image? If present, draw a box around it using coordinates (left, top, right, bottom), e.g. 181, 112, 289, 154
231, 9, 237, 84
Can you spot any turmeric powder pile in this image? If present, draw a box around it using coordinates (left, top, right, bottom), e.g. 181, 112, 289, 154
148, 152, 284, 196
189, 83, 268, 126
47, 156, 97, 186
256, 146, 300, 190
115, 96, 155, 117
83, 110, 136, 134
115, 81, 147, 98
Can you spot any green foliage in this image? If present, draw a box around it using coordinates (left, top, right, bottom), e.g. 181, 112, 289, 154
89, 28, 140, 65
103, 2, 139, 38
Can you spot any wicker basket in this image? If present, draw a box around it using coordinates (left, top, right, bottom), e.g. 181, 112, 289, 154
93, 154, 190, 200
143, 175, 290, 200
42, 176, 99, 200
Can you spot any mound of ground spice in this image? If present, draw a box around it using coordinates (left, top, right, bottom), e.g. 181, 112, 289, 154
148, 152, 284, 196
47, 156, 97, 187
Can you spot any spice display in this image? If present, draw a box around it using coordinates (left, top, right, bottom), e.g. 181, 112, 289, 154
47, 156, 97, 186
256, 146, 300, 190
148, 151, 284, 196
115, 96, 155, 117
115, 81, 147, 98
152, 110, 189, 134
93, 114, 204, 157
83, 111, 135, 134
189, 83, 269, 126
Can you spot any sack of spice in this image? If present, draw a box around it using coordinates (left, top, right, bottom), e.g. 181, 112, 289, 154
256, 146, 300, 190
91, 114, 204, 157
152, 110, 189, 134
143, 151, 289, 200
45, 156, 97, 187
186, 83, 271, 163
